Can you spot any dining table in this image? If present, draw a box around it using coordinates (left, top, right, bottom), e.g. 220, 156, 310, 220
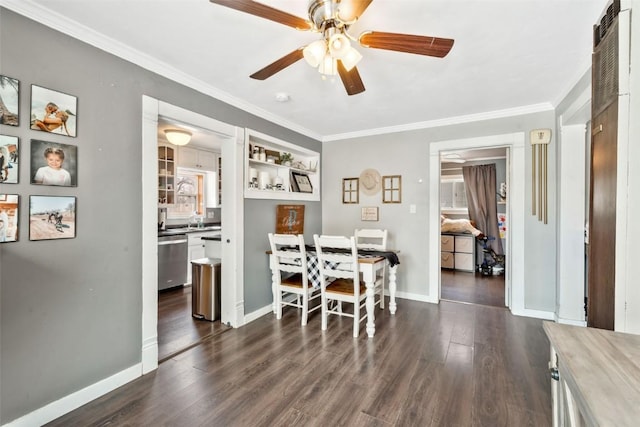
268, 245, 400, 338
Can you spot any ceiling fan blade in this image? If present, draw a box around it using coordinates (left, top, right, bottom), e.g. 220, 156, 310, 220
209, 0, 312, 30
250, 48, 305, 80
359, 31, 454, 58
337, 61, 366, 96
337, 0, 373, 22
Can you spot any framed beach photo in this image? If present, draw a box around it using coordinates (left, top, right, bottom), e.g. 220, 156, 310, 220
30, 84, 77, 137
0, 194, 20, 243
0, 134, 19, 184
0, 75, 20, 126
30, 139, 78, 187
29, 195, 77, 241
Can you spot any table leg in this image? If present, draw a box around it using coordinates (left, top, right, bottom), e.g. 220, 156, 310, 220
388, 265, 397, 315
269, 254, 277, 314
364, 264, 376, 338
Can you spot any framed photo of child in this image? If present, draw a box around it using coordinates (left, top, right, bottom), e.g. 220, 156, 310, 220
0, 134, 19, 184
0, 194, 19, 243
29, 195, 76, 241
30, 84, 77, 137
30, 139, 78, 187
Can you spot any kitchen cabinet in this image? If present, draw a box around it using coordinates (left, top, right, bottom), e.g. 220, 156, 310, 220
187, 230, 220, 284
245, 129, 320, 201
179, 146, 217, 171
543, 322, 640, 426
158, 143, 176, 205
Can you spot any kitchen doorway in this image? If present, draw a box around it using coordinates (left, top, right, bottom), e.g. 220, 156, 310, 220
439, 147, 508, 308
141, 97, 244, 374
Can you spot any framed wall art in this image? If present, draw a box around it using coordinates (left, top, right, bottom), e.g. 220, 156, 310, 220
30, 84, 77, 137
361, 206, 379, 221
0, 134, 19, 184
0, 194, 19, 243
30, 139, 78, 187
382, 175, 402, 204
291, 171, 313, 193
276, 204, 305, 234
29, 195, 77, 241
0, 75, 20, 126
342, 177, 359, 204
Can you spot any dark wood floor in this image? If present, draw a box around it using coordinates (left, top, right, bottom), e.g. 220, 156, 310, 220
441, 269, 506, 308
48, 298, 551, 426
158, 285, 230, 362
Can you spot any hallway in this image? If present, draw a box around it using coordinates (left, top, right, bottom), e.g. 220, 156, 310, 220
441, 269, 505, 307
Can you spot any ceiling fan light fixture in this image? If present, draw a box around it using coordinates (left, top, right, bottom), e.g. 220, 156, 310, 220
341, 47, 363, 71
318, 54, 337, 76
164, 129, 192, 146
303, 39, 326, 67
328, 33, 351, 59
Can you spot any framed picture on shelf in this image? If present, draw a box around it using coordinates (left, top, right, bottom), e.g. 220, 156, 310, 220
0, 75, 19, 126
0, 194, 19, 243
29, 195, 77, 241
291, 171, 313, 193
30, 84, 77, 137
0, 134, 19, 184
30, 139, 78, 187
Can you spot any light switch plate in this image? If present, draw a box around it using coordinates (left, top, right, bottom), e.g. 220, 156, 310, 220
409, 204, 417, 214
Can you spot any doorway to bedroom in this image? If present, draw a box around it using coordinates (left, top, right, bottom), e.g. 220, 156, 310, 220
439, 147, 507, 308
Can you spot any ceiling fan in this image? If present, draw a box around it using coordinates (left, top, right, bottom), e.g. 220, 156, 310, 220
209, 0, 454, 95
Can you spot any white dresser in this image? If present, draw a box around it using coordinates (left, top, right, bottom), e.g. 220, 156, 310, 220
440, 233, 476, 272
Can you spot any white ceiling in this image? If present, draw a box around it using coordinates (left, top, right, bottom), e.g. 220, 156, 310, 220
6, 0, 607, 141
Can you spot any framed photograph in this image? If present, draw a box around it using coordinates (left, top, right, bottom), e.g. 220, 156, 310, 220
361, 206, 379, 221
29, 195, 77, 241
0, 194, 19, 243
30, 84, 77, 137
382, 175, 402, 204
30, 139, 78, 187
291, 171, 313, 193
0, 134, 19, 184
342, 177, 359, 204
0, 75, 19, 126
276, 204, 305, 234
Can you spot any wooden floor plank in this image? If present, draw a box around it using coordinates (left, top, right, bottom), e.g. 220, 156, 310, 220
46, 298, 552, 427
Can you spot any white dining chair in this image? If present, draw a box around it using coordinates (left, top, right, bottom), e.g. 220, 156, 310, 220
268, 233, 321, 326
314, 234, 383, 338
354, 228, 388, 309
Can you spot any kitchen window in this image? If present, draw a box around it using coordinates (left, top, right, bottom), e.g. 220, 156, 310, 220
168, 170, 205, 218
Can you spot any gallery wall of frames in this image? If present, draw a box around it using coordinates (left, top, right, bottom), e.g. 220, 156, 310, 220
1, 74, 78, 243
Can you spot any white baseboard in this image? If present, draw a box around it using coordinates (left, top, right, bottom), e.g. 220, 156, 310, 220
555, 316, 587, 327
512, 307, 555, 320
4, 364, 142, 427
394, 290, 438, 304
244, 304, 273, 325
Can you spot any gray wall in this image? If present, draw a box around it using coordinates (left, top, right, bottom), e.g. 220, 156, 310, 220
0, 9, 321, 424
322, 111, 557, 308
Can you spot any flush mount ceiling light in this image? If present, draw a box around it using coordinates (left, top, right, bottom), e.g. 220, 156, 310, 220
442, 153, 466, 163
210, 0, 454, 96
164, 129, 192, 146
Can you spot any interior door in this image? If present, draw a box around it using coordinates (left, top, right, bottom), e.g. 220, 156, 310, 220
587, 101, 617, 330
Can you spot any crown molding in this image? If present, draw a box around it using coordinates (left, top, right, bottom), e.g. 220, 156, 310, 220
1, 0, 323, 142
322, 102, 555, 142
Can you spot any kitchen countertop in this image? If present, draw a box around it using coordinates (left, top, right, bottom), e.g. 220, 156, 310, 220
158, 223, 221, 237
543, 321, 640, 426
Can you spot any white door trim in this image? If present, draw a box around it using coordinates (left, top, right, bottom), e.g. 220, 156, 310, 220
428, 133, 526, 313
141, 96, 243, 373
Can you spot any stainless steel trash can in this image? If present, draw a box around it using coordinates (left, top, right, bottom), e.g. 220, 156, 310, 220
191, 257, 221, 321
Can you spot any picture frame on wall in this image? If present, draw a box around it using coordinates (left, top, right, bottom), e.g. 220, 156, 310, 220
30, 84, 77, 137
0, 75, 20, 126
342, 177, 359, 204
29, 195, 77, 241
0, 194, 19, 243
275, 204, 305, 234
30, 139, 78, 187
291, 171, 313, 193
0, 134, 19, 184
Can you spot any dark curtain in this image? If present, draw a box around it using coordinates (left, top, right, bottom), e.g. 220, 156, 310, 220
462, 164, 503, 254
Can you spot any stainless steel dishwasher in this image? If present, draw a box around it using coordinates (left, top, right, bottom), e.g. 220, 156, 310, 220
158, 233, 188, 290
